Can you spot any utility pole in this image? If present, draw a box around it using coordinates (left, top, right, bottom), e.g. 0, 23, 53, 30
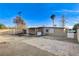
61, 15, 65, 28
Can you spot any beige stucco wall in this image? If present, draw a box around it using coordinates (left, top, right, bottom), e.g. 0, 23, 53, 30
54, 29, 64, 34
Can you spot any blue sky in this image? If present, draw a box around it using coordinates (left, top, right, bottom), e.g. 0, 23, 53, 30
0, 3, 79, 28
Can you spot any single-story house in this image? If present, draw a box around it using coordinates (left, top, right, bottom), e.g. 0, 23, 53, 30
28, 27, 66, 36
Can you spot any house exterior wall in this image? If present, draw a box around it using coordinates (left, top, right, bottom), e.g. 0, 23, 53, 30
43, 27, 66, 37
43, 27, 54, 35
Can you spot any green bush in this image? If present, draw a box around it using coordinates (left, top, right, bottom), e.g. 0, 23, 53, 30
73, 23, 79, 33
0, 24, 6, 29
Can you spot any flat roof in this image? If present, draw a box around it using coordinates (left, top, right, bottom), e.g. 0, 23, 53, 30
29, 27, 64, 29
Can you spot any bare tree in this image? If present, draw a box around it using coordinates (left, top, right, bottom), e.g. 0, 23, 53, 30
13, 12, 26, 34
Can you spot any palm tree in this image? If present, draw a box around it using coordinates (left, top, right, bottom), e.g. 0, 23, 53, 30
50, 14, 56, 27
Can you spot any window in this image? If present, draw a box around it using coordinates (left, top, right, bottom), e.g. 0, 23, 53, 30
46, 29, 49, 32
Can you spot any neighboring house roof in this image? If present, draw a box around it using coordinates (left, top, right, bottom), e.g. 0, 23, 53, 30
29, 27, 64, 29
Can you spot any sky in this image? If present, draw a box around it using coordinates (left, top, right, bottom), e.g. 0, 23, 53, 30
0, 3, 79, 28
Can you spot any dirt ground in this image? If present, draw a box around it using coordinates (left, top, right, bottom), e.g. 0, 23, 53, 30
0, 29, 79, 56
0, 35, 54, 56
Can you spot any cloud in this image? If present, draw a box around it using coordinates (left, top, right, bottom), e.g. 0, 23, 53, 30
66, 18, 78, 24
54, 9, 79, 13
64, 16, 79, 29
63, 9, 79, 12
65, 25, 73, 29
